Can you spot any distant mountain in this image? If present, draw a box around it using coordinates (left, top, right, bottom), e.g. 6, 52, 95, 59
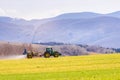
1, 11, 120, 48
0, 16, 28, 25
55, 12, 103, 19
107, 11, 120, 18
0, 19, 34, 42
33, 16, 120, 48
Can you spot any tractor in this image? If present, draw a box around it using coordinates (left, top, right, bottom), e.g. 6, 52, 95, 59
44, 48, 61, 58
25, 48, 61, 58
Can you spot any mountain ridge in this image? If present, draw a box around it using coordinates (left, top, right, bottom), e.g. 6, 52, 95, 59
1, 11, 120, 48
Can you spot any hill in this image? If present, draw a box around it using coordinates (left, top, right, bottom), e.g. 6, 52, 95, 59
1, 11, 120, 48
54, 12, 103, 19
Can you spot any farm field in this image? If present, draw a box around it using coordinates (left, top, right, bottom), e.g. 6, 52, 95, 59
0, 54, 120, 80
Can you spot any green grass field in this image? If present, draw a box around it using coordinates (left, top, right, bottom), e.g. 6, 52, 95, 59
0, 54, 120, 80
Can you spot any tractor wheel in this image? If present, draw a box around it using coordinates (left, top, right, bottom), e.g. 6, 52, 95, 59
44, 52, 50, 58
54, 52, 59, 57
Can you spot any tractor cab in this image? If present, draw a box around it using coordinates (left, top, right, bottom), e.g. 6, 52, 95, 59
46, 48, 53, 54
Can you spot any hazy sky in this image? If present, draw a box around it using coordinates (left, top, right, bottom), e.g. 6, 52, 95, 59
0, 0, 120, 20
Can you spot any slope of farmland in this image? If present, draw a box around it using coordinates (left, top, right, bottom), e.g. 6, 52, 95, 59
0, 54, 120, 80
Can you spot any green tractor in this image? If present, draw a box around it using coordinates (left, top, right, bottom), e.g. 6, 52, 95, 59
44, 48, 61, 58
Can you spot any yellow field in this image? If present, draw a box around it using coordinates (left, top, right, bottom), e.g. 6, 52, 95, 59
0, 54, 120, 80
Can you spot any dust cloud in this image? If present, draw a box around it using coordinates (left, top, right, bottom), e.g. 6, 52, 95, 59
0, 55, 26, 60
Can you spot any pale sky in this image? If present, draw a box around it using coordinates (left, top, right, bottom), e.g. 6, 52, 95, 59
0, 0, 120, 20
